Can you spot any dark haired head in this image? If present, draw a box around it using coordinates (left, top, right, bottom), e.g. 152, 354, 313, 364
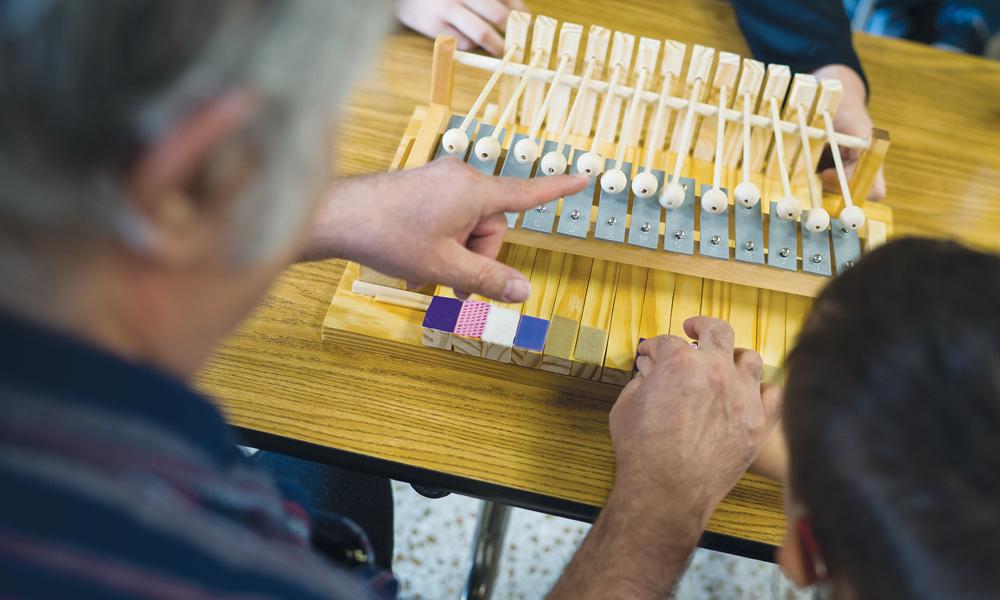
785, 238, 1000, 599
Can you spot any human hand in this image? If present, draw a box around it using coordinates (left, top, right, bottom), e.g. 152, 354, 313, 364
305, 158, 586, 302
396, 0, 527, 56
610, 317, 782, 527
813, 64, 886, 200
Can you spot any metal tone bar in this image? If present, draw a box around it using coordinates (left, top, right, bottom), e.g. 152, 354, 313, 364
435, 114, 478, 161
698, 184, 730, 260
594, 159, 632, 243
627, 169, 665, 249
733, 201, 765, 265
800, 212, 833, 276
830, 218, 862, 275
767, 202, 798, 271
521, 140, 569, 233
663, 176, 697, 255
556, 148, 598, 238
498, 132, 537, 228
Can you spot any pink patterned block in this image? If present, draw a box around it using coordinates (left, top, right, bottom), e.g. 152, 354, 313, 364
454, 301, 491, 338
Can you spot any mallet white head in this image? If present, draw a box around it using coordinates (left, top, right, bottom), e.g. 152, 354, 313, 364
659, 181, 686, 209
631, 171, 659, 198
540, 150, 567, 176
839, 205, 866, 230
441, 128, 469, 156
733, 181, 762, 209
701, 187, 728, 214
513, 138, 539, 164
776, 195, 804, 221
576, 151, 604, 177
473, 136, 501, 162
804, 207, 831, 232
601, 168, 628, 194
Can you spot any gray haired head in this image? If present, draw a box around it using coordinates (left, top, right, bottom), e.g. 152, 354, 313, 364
0, 0, 391, 264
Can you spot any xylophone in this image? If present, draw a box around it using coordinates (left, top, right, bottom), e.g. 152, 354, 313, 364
323, 12, 893, 384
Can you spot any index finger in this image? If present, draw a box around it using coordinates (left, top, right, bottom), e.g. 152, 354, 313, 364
683, 316, 734, 354
480, 173, 588, 216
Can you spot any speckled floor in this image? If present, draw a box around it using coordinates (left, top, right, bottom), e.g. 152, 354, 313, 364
391, 481, 810, 600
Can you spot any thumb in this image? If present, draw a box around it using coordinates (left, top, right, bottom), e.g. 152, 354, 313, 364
481, 173, 588, 215
445, 245, 531, 303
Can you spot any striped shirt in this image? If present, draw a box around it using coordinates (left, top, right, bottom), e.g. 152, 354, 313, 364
0, 311, 397, 599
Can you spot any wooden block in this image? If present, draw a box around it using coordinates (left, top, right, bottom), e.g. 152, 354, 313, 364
670, 44, 715, 154
644, 40, 686, 155
864, 219, 888, 253
766, 73, 818, 181
452, 300, 491, 356
570, 259, 619, 379
521, 15, 556, 127
403, 103, 450, 171
421, 296, 463, 350
748, 64, 791, 173
668, 274, 704, 336
498, 11, 531, 110
797, 78, 843, 178
638, 269, 677, 339
541, 254, 593, 374
512, 315, 549, 367
481, 306, 520, 363
848, 128, 891, 207
544, 21, 583, 134
351, 280, 432, 311
622, 37, 661, 148
757, 290, 787, 383
601, 265, 648, 385
722, 58, 766, 167
430, 35, 456, 107
692, 51, 740, 161
595, 30, 636, 144
358, 265, 405, 290
571, 25, 610, 136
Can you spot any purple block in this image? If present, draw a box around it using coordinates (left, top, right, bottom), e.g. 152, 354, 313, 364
422, 296, 463, 332
513, 316, 549, 352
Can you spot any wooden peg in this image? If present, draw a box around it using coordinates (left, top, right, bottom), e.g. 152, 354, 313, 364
430, 35, 457, 107
848, 128, 890, 207
644, 39, 686, 158
797, 78, 843, 177
747, 64, 791, 172
722, 58, 765, 167
544, 21, 583, 134
766, 73, 818, 180
570, 25, 610, 137
520, 15, 557, 128
595, 30, 636, 144
498, 11, 531, 110
669, 44, 715, 154
692, 51, 740, 161
622, 37, 661, 148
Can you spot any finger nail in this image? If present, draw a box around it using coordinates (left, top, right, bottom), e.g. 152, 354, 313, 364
502, 278, 530, 302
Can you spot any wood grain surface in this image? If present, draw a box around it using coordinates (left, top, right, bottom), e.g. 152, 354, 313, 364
199, 0, 1000, 550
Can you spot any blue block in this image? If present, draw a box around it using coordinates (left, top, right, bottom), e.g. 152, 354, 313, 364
513, 316, 549, 352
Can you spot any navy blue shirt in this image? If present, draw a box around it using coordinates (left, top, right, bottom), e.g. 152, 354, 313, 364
0, 311, 397, 599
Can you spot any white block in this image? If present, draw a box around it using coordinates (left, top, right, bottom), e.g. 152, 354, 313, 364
481, 306, 520, 347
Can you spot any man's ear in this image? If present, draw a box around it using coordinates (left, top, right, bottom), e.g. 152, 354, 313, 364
777, 514, 828, 588
126, 90, 260, 264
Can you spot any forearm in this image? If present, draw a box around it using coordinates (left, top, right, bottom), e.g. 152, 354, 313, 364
729, 0, 867, 90
548, 485, 704, 599
298, 172, 384, 264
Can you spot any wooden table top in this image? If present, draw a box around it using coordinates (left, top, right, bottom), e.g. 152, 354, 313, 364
199, 0, 1000, 559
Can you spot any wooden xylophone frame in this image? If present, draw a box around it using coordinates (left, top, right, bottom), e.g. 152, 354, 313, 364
324, 13, 895, 386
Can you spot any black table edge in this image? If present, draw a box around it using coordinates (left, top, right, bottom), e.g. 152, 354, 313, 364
234, 426, 778, 563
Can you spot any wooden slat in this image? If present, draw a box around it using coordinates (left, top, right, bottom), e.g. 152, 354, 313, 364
512, 249, 565, 367
756, 290, 787, 383
541, 254, 594, 374
668, 274, 704, 336
637, 269, 677, 340
600, 266, 648, 385
728, 284, 759, 352
692, 51, 740, 161
765, 74, 819, 180
571, 259, 620, 379
748, 64, 791, 173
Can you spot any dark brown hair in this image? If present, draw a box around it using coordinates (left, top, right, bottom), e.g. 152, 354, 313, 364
785, 238, 1000, 599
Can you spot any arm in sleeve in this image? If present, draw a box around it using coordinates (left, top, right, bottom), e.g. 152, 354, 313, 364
729, 0, 868, 92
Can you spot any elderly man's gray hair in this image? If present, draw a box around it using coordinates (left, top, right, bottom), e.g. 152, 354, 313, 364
0, 0, 391, 265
